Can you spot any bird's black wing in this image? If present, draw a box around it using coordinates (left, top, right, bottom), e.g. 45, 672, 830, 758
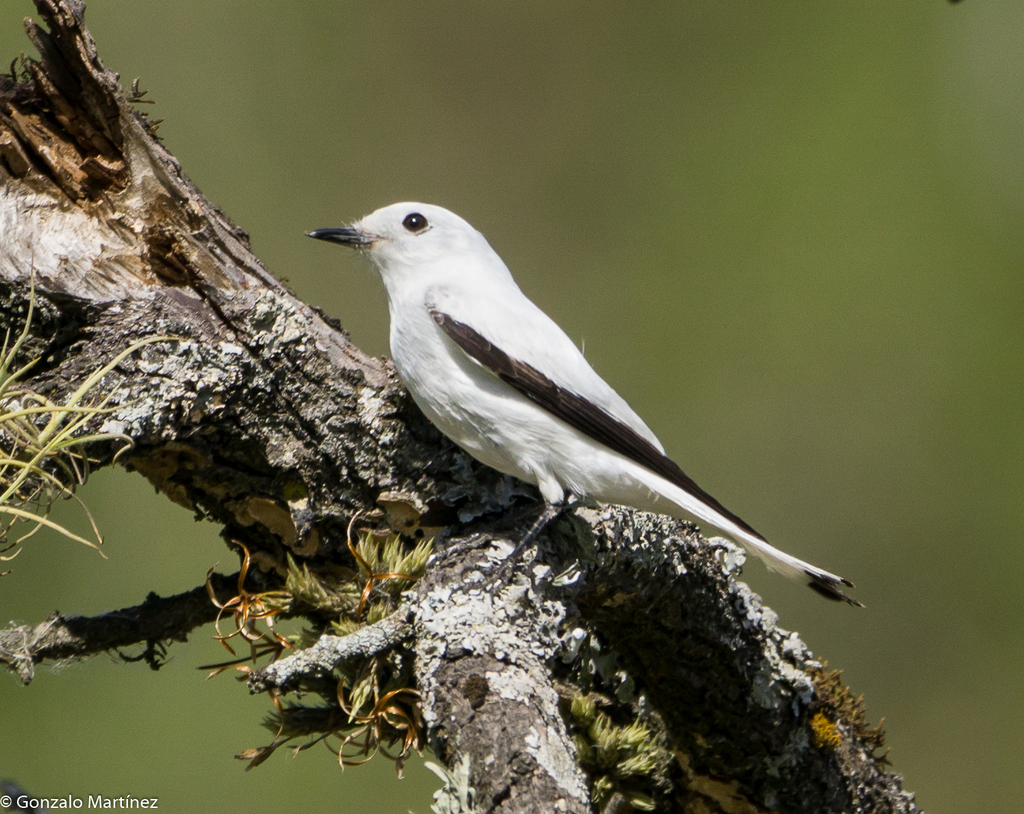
430, 309, 767, 540
431, 309, 859, 605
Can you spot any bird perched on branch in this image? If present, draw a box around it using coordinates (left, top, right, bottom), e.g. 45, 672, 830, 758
309, 203, 860, 606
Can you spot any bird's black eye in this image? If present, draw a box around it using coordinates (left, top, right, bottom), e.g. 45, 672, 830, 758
402, 212, 428, 233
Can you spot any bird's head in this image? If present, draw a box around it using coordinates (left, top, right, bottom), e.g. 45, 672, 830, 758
308, 203, 508, 292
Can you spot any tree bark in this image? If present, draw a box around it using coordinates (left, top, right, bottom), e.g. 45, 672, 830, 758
0, 3, 923, 813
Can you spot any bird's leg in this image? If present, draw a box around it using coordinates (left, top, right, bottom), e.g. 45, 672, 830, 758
430, 497, 575, 580
426, 501, 547, 565
496, 496, 576, 579
516, 500, 568, 552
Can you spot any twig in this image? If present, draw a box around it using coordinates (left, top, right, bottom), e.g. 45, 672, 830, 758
248, 610, 413, 694
0, 571, 240, 684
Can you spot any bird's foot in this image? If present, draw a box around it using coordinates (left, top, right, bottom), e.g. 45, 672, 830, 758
491, 499, 575, 584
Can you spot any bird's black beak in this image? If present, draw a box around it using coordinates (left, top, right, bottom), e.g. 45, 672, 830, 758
306, 227, 377, 248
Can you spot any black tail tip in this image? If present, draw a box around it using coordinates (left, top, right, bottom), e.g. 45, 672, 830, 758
806, 573, 864, 608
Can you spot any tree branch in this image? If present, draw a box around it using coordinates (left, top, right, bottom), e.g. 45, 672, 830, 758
249, 610, 412, 694
409, 532, 592, 813
0, 3, 923, 812
0, 572, 240, 684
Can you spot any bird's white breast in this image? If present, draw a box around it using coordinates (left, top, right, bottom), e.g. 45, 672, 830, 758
385, 285, 666, 507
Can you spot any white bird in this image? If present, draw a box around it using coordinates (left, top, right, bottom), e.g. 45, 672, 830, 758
309, 203, 860, 605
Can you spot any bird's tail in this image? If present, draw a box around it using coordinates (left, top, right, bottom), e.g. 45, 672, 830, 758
724, 526, 862, 607
628, 464, 863, 607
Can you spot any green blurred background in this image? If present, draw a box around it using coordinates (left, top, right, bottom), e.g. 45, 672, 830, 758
2, 2, 1022, 812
